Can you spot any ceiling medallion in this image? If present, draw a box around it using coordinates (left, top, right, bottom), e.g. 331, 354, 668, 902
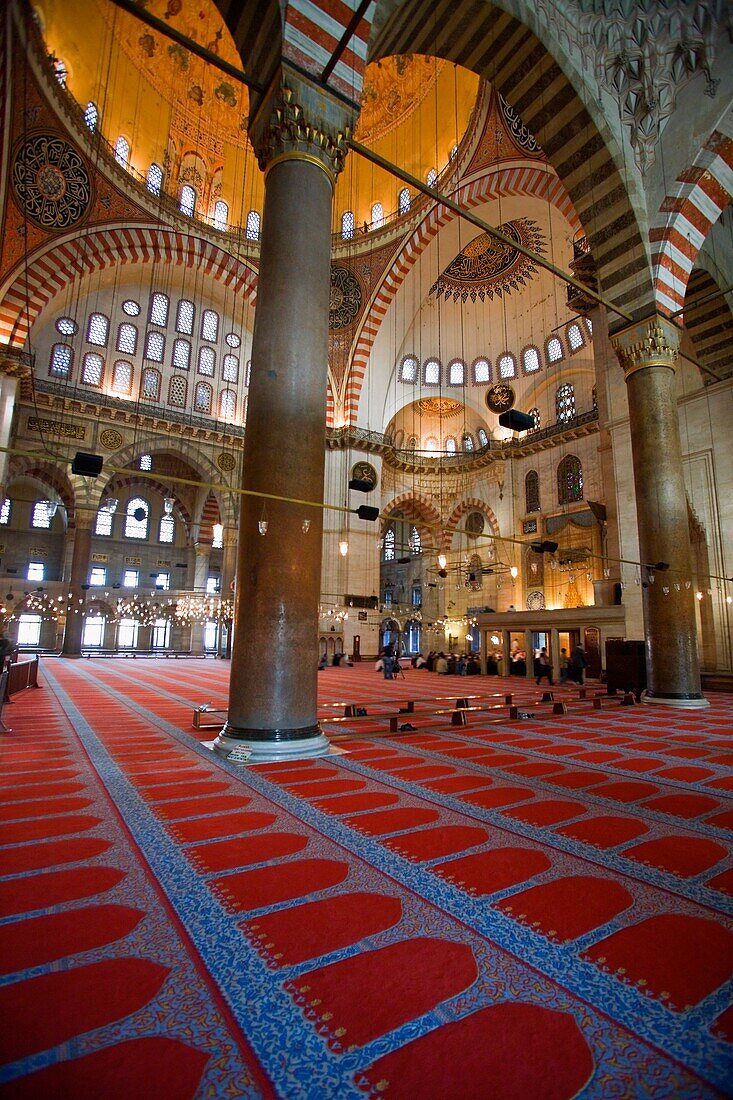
527, 590, 546, 611
430, 218, 546, 303
329, 266, 362, 331
12, 134, 92, 230
99, 428, 124, 451
485, 384, 515, 414
416, 397, 463, 417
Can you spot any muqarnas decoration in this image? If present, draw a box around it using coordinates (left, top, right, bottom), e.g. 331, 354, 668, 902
430, 218, 546, 303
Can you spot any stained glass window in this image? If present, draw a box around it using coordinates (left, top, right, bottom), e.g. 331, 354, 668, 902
525, 470, 540, 513
201, 309, 218, 341
124, 497, 148, 539
558, 454, 583, 503
172, 339, 191, 370
213, 200, 228, 232
523, 346, 540, 373
341, 211, 354, 240
399, 355, 418, 383
556, 383, 576, 422
222, 354, 239, 383
176, 300, 194, 335
84, 102, 98, 131
146, 163, 162, 196
383, 526, 395, 561
498, 353, 516, 379
219, 389, 236, 419
112, 360, 132, 393
179, 184, 196, 216
168, 375, 187, 406
398, 188, 411, 215
50, 344, 72, 377
114, 136, 130, 167
546, 336, 564, 364
448, 359, 465, 385
472, 358, 491, 384
144, 331, 164, 362
81, 352, 103, 386
567, 323, 584, 351
87, 313, 109, 346
194, 381, 212, 413
141, 368, 160, 400
198, 346, 215, 376
423, 358, 441, 385
371, 202, 383, 229
116, 323, 137, 354
246, 210, 260, 240
150, 293, 169, 326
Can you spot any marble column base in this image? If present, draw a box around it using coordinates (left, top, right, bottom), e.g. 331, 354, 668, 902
211, 725, 331, 764
641, 691, 710, 709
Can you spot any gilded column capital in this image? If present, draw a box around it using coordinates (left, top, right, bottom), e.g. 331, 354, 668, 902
611, 315, 681, 380
248, 72, 356, 187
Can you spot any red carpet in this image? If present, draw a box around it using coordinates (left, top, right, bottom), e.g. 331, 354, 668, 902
1, 658, 731, 1097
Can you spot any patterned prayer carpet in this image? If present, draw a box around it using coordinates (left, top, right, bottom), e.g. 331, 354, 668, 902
0, 658, 731, 1098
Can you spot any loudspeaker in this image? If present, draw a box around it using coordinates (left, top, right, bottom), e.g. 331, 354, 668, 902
356, 505, 380, 521
349, 478, 374, 492
71, 451, 103, 477
498, 409, 534, 432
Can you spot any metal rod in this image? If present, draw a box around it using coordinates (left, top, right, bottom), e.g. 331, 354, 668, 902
321, 0, 373, 84
670, 283, 733, 318
349, 138, 634, 322
107, 0, 262, 92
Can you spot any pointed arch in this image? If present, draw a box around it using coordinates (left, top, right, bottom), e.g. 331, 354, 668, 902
441, 498, 500, 552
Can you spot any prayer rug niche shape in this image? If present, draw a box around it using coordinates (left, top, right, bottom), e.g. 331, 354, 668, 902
430, 218, 546, 302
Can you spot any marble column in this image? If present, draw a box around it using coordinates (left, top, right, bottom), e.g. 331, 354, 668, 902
214, 76, 353, 764
193, 542, 211, 592
612, 316, 707, 706
61, 514, 93, 656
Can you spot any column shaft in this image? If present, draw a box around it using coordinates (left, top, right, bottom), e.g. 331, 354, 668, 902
62, 522, 93, 657
217, 156, 333, 759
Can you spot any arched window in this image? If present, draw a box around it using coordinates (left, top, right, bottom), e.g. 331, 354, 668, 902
525, 470, 540, 513
556, 383, 576, 422
222, 354, 239, 383
116, 323, 137, 354
140, 367, 161, 400
31, 501, 53, 529
201, 309, 219, 342
52, 57, 68, 86
341, 211, 354, 240
383, 525, 395, 561
87, 313, 109, 346
213, 200, 228, 231
125, 497, 149, 539
219, 389, 236, 419
81, 352, 103, 386
168, 375, 187, 407
567, 322, 584, 352
112, 360, 132, 394
477, 428, 489, 447
140, 454, 152, 471
95, 508, 113, 536
146, 163, 163, 196
114, 136, 130, 168
371, 202, 383, 228
406, 436, 417, 450
399, 355, 418, 383
423, 357, 441, 385
448, 359, 465, 385
522, 346, 541, 374
425, 436, 438, 451
194, 381, 212, 413
172, 339, 191, 370
198, 346, 215, 376
530, 407, 541, 431
546, 335, 564, 364
583, 316, 593, 337
245, 210, 260, 240
49, 344, 73, 378
498, 353, 516, 379
84, 101, 99, 131
449, 142, 459, 161
426, 167, 438, 187
144, 331, 164, 362
557, 455, 584, 504
409, 526, 422, 554
398, 188, 411, 215
149, 293, 169, 326
176, 300, 194, 335
462, 432, 475, 451
56, 316, 77, 336
472, 357, 491, 384
445, 437, 457, 453
159, 515, 175, 543
179, 184, 196, 216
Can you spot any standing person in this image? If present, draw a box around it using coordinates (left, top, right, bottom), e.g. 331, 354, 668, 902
382, 644, 395, 680
569, 644, 588, 684
0, 628, 13, 667
559, 648, 569, 683
536, 647, 554, 686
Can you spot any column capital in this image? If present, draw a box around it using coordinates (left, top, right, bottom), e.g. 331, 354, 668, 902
248, 69, 356, 186
611, 315, 681, 380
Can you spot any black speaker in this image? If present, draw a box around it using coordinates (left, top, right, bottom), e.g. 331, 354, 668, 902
498, 409, 534, 432
356, 505, 380, 521
71, 451, 103, 477
349, 478, 374, 492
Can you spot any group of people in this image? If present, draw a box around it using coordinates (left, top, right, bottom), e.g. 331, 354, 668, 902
375, 648, 482, 678
535, 644, 588, 686
318, 652, 352, 670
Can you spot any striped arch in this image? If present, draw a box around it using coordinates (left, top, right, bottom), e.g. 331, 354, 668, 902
441, 498, 499, 553
382, 491, 442, 551
6, 458, 75, 520
343, 165, 579, 423
371, 0, 652, 321
0, 226, 259, 348
650, 130, 733, 315
199, 491, 222, 542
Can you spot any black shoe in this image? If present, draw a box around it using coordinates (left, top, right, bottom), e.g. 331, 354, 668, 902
399, 723, 416, 731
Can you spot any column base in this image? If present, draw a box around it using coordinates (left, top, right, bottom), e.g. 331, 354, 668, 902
641, 691, 710, 709
211, 724, 331, 765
